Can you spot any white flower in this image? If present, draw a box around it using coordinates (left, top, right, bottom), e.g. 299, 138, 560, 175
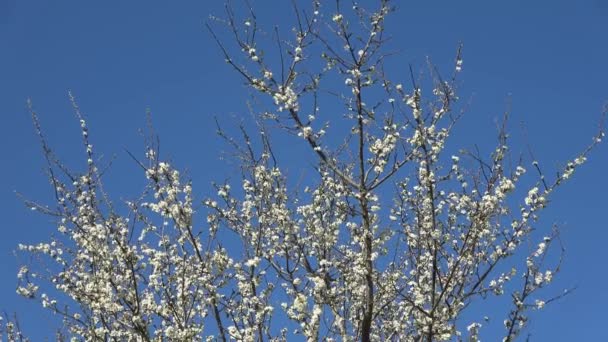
455, 58, 463, 72
298, 126, 313, 139
535, 300, 545, 309
293, 293, 307, 312
244, 257, 260, 268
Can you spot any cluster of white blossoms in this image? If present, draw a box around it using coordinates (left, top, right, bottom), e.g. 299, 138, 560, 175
0, 315, 29, 342
369, 124, 400, 173
16, 112, 237, 340
14, 2, 603, 341
273, 85, 299, 112
247, 46, 259, 62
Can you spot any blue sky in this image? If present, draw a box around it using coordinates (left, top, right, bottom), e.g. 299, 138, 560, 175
0, 0, 607, 340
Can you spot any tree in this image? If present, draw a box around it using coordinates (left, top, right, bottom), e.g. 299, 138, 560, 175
6, 1, 605, 341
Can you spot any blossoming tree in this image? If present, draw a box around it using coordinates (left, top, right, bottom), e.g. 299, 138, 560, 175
7, 1, 605, 341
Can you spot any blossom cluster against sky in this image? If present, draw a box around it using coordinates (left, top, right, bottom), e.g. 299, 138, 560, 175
0, 0, 607, 340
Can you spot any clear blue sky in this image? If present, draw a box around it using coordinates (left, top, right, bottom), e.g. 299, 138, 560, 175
1, 0, 606, 340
